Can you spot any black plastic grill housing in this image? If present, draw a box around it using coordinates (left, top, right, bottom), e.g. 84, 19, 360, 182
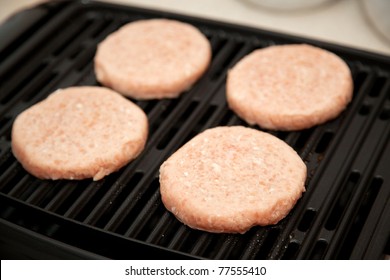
0, 0, 389, 259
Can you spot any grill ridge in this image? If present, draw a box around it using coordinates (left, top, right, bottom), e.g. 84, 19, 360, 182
0, 0, 389, 259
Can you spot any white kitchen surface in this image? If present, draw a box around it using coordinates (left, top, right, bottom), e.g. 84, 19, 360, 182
0, 0, 390, 56
0, 0, 389, 261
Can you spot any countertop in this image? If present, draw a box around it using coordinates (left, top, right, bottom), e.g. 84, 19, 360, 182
0, 0, 389, 260
1, 0, 390, 56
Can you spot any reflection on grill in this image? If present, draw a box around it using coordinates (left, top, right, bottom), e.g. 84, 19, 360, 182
0, 0, 389, 259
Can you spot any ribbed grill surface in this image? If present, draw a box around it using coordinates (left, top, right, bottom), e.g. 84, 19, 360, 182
0, 1, 389, 259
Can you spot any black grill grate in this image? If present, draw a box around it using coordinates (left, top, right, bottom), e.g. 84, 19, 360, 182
0, 0, 389, 259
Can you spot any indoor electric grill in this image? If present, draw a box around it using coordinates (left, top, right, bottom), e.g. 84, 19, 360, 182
0, 0, 389, 260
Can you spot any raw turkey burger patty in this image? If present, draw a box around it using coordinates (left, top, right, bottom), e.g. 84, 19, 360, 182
94, 18, 211, 99
227, 44, 353, 130
11, 86, 148, 181
159, 126, 306, 234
